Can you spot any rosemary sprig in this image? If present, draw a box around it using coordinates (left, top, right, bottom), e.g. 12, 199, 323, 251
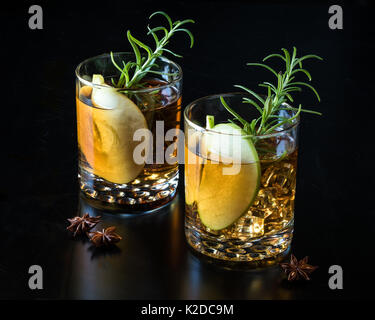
221, 47, 323, 136
110, 11, 194, 89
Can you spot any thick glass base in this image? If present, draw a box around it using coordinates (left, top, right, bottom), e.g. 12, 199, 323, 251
78, 168, 178, 213
185, 221, 293, 266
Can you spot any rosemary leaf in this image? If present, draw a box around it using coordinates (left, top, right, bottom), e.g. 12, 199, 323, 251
221, 47, 323, 136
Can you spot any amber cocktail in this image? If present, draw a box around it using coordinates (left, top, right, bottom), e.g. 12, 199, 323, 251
75, 53, 182, 212
184, 93, 298, 264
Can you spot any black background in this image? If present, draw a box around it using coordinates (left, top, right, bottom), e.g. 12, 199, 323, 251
0, 0, 374, 301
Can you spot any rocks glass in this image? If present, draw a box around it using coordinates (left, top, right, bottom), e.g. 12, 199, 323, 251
184, 93, 298, 265
75, 52, 182, 212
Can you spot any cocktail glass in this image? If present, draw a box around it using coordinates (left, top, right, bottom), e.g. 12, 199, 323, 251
75, 52, 182, 212
184, 93, 298, 265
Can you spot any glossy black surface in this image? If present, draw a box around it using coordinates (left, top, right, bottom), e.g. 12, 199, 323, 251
0, 1, 373, 299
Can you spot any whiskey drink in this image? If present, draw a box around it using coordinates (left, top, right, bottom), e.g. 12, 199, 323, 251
184, 93, 298, 264
75, 53, 182, 212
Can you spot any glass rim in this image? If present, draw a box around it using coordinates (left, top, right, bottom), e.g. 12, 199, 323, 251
75, 52, 183, 93
183, 92, 300, 139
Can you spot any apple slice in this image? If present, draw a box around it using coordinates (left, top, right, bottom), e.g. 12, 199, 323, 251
196, 122, 261, 230
77, 74, 149, 184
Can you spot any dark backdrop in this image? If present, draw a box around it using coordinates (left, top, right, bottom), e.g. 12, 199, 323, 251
0, 0, 374, 300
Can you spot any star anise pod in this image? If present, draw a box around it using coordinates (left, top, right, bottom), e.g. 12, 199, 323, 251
88, 226, 122, 247
67, 213, 101, 236
280, 254, 318, 281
